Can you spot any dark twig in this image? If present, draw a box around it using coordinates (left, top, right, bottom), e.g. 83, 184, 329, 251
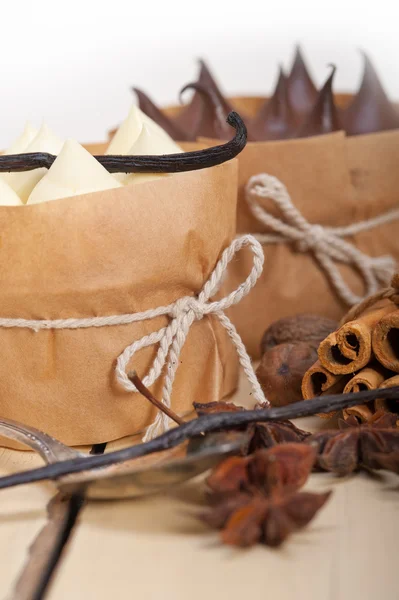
15, 493, 85, 600
128, 371, 185, 425
0, 112, 246, 174
0, 386, 398, 491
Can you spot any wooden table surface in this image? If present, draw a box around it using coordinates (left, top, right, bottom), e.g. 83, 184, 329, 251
1, 374, 398, 600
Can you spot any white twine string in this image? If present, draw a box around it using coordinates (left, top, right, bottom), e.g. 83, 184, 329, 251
0, 234, 268, 441
246, 174, 398, 306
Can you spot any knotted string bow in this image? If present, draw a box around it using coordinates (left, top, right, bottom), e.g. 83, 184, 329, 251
115, 234, 267, 440
0, 235, 267, 441
246, 174, 398, 306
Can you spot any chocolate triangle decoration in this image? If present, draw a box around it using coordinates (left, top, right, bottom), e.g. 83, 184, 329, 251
342, 52, 399, 135
250, 67, 295, 141
176, 60, 234, 139
297, 66, 342, 138
129, 48, 399, 142
286, 46, 318, 120
179, 82, 233, 139
133, 88, 191, 140
173, 60, 211, 135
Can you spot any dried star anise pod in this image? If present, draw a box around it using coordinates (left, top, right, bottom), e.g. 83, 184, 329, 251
220, 490, 331, 548
307, 411, 399, 476
201, 444, 331, 547
367, 450, 399, 474
193, 401, 310, 454
207, 443, 316, 495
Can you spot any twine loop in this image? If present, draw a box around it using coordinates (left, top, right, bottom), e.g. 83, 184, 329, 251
246, 173, 398, 306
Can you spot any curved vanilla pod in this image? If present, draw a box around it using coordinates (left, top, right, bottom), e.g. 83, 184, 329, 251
1, 385, 399, 490
0, 112, 247, 174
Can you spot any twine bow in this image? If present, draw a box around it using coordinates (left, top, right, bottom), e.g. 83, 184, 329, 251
116, 235, 268, 441
0, 235, 267, 441
115, 234, 267, 440
246, 174, 398, 306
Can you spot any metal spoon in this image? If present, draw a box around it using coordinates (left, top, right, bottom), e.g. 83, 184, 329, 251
0, 417, 246, 500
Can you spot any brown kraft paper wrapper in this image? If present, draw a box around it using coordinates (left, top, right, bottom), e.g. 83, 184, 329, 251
0, 160, 239, 448
201, 122, 399, 358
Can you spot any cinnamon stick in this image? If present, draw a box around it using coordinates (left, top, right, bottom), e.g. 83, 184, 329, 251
372, 310, 399, 372
375, 374, 399, 416
342, 363, 387, 422
302, 360, 346, 399
301, 360, 350, 417
318, 303, 396, 375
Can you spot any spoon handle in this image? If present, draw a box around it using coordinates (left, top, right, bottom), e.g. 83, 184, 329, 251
0, 418, 82, 463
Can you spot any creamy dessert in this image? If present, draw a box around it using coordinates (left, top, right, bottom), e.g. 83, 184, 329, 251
27, 139, 122, 204
0, 107, 183, 205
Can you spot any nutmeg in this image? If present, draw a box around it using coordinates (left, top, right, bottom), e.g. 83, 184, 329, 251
256, 342, 318, 406
260, 314, 338, 356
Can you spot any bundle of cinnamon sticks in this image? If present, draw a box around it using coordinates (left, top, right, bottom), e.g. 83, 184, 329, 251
302, 276, 399, 422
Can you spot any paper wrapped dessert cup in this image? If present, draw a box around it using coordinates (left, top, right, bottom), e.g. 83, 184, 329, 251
158, 96, 398, 358
229, 129, 399, 357
0, 160, 239, 448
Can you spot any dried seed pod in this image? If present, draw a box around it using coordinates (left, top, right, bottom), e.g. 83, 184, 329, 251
256, 342, 318, 407
260, 314, 338, 356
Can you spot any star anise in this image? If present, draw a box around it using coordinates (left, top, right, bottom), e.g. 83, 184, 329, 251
193, 401, 310, 454
308, 411, 399, 476
201, 443, 331, 547
367, 450, 399, 474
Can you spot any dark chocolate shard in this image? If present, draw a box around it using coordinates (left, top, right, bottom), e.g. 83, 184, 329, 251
175, 59, 233, 137
297, 66, 342, 138
180, 82, 233, 139
251, 67, 295, 141
343, 52, 399, 135
133, 88, 192, 141
287, 46, 318, 120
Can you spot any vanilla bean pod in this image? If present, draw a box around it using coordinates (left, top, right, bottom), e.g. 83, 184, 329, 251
0, 112, 246, 174
0, 386, 398, 491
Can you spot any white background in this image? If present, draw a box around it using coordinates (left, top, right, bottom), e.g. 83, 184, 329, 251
1, 0, 398, 147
